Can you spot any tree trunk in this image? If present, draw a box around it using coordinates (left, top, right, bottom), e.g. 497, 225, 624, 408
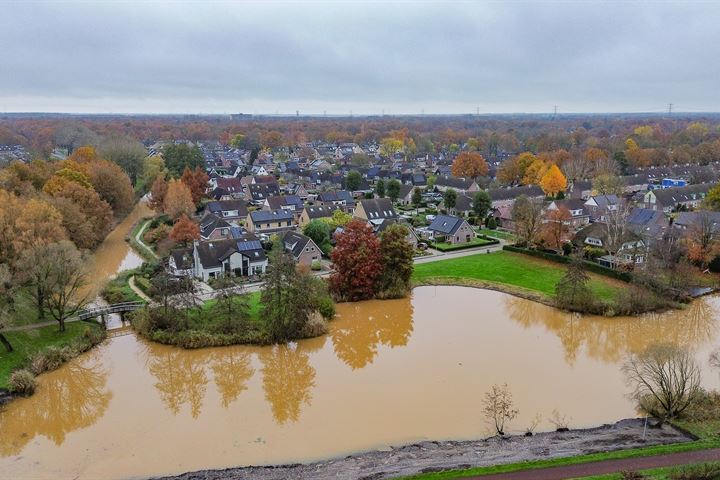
37, 285, 45, 321
0, 333, 13, 353
59, 317, 65, 332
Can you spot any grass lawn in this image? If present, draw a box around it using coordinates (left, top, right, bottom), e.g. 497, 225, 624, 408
401, 420, 720, 480
413, 250, 620, 301
196, 291, 263, 324
130, 217, 158, 261
0, 322, 102, 389
102, 269, 147, 304
476, 228, 517, 241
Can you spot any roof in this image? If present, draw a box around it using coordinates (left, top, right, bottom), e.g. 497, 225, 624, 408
303, 205, 340, 219
249, 209, 294, 223
428, 214, 467, 235
194, 236, 266, 269
359, 198, 397, 220
206, 199, 248, 217
249, 182, 280, 200
398, 183, 414, 200
435, 176, 475, 190
170, 248, 193, 270
650, 183, 712, 206
318, 190, 354, 203
674, 211, 720, 233
454, 194, 473, 212
216, 177, 243, 193
627, 207, 664, 226
199, 213, 231, 238
278, 230, 314, 259
488, 185, 544, 201
266, 194, 303, 211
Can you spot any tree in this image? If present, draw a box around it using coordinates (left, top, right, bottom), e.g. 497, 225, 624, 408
704, 183, 720, 211
149, 175, 168, 211
170, 215, 200, 245
497, 152, 536, 186
330, 219, 384, 301
451, 151, 489, 179
592, 174, 625, 196
512, 195, 543, 247
522, 158, 549, 185
345, 170, 362, 192
99, 136, 147, 185
539, 164, 567, 197
472, 190, 491, 219
0, 265, 14, 352
164, 179, 195, 220
623, 344, 701, 423
375, 178, 386, 198
351, 153, 371, 167
555, 255, 594, 312
68, 145, 99, 164
180, 166, 209, 205
443, 188, 457, 210
87, 159, 135, 217
483, 383, 518, 436
387, 179, 401, 202
412, 187, 423, 209
49, 181, 113, 248
604, 203, 631, 256
541, 207, 571, 252
378, 224, 414, 298
163, 143, 204, 178
212, 274, 250, 333
12, 197, 68, 262
303, 220, 331, 249
685, 211, 719, 269
40, 242, 90, 332
380, 137, 403, 157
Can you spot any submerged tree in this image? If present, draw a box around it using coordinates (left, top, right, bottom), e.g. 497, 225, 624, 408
555, 255, 594, 312
483, 383, 519, 436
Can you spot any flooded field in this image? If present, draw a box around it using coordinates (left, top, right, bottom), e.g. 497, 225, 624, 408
1, 285, 719, 480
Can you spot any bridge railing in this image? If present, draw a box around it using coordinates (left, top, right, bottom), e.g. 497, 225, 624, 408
76, 301, 145, 321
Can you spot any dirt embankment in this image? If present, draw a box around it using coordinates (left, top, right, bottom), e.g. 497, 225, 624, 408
153, 419, 693, 480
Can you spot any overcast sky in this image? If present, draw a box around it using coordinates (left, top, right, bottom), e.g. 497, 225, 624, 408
1, 0, 718, 114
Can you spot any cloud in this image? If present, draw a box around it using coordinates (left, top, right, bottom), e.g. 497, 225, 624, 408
1, 1, 718, 113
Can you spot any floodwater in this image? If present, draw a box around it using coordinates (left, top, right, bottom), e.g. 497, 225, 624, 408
1, 286, 719, 480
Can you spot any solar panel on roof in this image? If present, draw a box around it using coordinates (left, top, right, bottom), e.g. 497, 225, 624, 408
236, 240, 262, 251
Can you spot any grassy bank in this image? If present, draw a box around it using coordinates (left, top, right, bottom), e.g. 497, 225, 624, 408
0, 322, 105, 390
412, 250, 621, 301
476, 228, 516, 241
102, 268, 147, 304
129, 217, 158, 261
401, 418, 720, 480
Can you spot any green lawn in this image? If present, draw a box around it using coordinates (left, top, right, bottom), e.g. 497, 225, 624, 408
129, 217, 158, 260
400, 419, 720, 480
413, 250, 620, 301
196, 291, 263, 323
0, 322, 101, 389
476, 228, 517, 241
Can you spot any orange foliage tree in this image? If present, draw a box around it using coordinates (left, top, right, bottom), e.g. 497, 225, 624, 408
451, 151, 489, 179
180, 166, 209, 205
164, 179, 195, 220
540, 164, 567, 197
150, 175, 168, 211
170, 214, 200, 245
540, 207, 571, 252
88, 159, 135, 217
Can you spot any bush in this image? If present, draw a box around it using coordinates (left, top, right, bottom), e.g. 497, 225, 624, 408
311, 260, 322, 271
561, 242, 573, 256
583, 246, 605, 260
8, 369, 37, 396
669, 463, 720, 480
709, 255, 720, 273
301, 312, 329, 338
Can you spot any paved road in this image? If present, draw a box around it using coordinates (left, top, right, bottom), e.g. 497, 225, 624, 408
466, 448, 720, 480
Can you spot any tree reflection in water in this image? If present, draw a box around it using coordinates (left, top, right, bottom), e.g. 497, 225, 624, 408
259, 343, 316, 424
210, 349, 254, 408
0, 349, 111, 456
330, 296, 414, 369
504, 295, 718, 365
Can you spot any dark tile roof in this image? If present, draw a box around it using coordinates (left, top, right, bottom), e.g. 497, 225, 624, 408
488, 185, 544, 201
279, 230, 313, 259
303, 205, 340, 219
195, 236, 265, 269
266, 195, 303, 211
170, 248, 193, 270
428, 214, 466, 235
199, 213, 231, 238
359, 198, 397, 220
249, 209, 294, 223
650, 183, 712, 205
206, 199, 248, 217
435, 176, 475, 190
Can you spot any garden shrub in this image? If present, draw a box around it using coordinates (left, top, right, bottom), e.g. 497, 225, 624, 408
8, 369, 36, 396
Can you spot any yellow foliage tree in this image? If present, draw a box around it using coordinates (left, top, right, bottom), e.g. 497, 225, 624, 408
540, 164, 567, 197
451, 151, 489, 179
164, 179, 195, 220
522, 158, 549, 185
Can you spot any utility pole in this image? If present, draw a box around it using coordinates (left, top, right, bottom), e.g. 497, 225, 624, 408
668, 103, 673, 115
476, 106, 480, 116
553, 105, 558, 117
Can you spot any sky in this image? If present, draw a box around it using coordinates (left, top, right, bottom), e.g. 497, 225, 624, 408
1, 0, 719, 115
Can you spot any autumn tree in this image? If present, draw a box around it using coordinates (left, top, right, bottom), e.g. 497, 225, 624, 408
443, 188, 457, 210
387, 179, 401, 202
512, 195, 543, 247
497, 152, 536, 186
142, 155, 166, 191
68, 145, 99, 164
380, 137, 404, 157
685, 211, 719, 269
451, 151, 489, 179
50, 181, 113, 247
522, 158, 549, 185
472, 190, 492, 220
87, 159, 135, 217
164, 179, 195, 220
170, 215, 200, 245
704, 183, 720, 211
180, 166, 210, 205
150, 174, 168, 211
541, 207, 571, 252
38, 241, 90, 332
378, 224, 414, 298
0, 265, 14, 352
99, 136, 147, 185
412, 187, 423, 210
592, 174, 625, 196
539, 164, 567, 197
330, 219, 384, 301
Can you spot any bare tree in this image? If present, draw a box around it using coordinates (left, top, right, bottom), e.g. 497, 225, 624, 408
0, 264, 13, 352
622, 344, 701, 423
512, 195, 543, 248
604, 202, 632, 256
41, 242, 91, 332
483, 383, 519, 436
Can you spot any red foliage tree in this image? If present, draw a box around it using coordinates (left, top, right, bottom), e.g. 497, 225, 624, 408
330, 219, 384, 301
170, 214, 200, 245
180, 166, 209, 205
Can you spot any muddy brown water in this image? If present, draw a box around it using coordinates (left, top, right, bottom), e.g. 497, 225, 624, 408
1, 289, 719, 480
1, 205, 720, 479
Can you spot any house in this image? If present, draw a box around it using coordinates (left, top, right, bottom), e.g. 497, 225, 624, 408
446, 194, 473, 217
546, 198, 590, 228
285, 183, 309, 201
626, 207, 668, 241
584, 195, 619, 222
568, 180, 592, 199
214, 177, 244, 198
572, 223, 646, 268
192, 236, 267, 281
299, 205, 340, 227
204, 199, 248, 224
168, 248, 194, 277
199, 213, 233, 240
317, 190, 355, 209
672, 211, 720, 236
488, 185, 544, 208
263, 195, 304, 217
426, 214, 475, 244
642, 183, 712, 213
434, 176, 480, 194
246, 209, 295, 234
396, 184, 416, 205
247, 182, 281, 205
278, 230, 322, 267
354, 198, 398, 224
372, 218, 419, 248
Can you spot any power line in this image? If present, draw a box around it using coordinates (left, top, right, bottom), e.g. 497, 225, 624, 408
668, 103, 673, 115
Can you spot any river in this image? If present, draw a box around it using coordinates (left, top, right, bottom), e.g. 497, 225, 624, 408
1, 208, 719, 479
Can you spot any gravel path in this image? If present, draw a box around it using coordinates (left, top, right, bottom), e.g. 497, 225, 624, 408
152, 419, 693, 480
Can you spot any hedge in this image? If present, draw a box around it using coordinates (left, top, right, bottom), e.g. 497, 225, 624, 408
502, 245, 632, 282
434, 237, 500, 252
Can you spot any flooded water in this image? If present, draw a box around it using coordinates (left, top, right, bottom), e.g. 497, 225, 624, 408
1, 286, 719, 480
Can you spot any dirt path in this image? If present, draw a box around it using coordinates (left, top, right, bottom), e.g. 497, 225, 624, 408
152, 419, 693, 480
129, 275, 153, 302
471, 448, 720, 480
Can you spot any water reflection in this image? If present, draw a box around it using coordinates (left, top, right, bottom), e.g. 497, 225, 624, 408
331, 296, 414, 369
0, 350, 111, 456
505, 295, 718, 364
210, 350, 254, 408
260, 343, 316, 424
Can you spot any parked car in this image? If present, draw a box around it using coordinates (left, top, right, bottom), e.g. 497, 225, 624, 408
417, 242, 429, 250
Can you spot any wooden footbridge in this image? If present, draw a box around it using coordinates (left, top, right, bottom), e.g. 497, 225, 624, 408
4, 301, 146, 332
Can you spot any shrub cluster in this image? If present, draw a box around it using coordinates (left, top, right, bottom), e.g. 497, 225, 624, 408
8, 370, 36, 396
